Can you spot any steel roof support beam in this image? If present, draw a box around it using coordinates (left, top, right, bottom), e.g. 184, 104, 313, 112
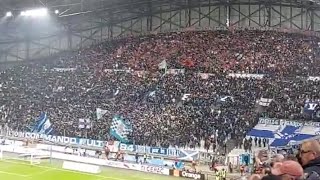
230, 5, 265, 27
191, 6, 227, 27
117, 18, 143, 36
271, 7, 306, 29
153, 11, 184, 31
1, 0, 320, 63
30, 40, 62, 52
307, 9, 314, 31
0, 44, 24, 61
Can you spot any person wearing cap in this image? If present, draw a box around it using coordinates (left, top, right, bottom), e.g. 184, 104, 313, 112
271, 160, 303, 180
299, 140, 320, 179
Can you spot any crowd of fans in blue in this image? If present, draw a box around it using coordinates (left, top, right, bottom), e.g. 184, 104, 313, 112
0, 30, 319, 152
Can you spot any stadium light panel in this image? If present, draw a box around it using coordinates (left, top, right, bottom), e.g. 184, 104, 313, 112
6, 11, 13, 17
20, 8, 48, 17
54, 10, 59, 14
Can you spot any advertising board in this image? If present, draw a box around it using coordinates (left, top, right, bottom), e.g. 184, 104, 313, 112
170, 170, 205, 180
180, 171, 205, 180
140, 165, 169, 175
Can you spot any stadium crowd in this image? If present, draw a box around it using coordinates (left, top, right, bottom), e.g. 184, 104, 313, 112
0, 30, 319, 152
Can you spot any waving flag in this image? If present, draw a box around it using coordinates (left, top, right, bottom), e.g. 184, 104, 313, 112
158, 60, 167, 70
96, 108, 108, 120
109, 115, 132, 143
79, 118, 92, 129
32, 112, 53, 135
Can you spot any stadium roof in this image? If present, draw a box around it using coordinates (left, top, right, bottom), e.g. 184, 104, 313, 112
0, 0, 319, 26
1, 0, 320, 17
1, 0, 320, 32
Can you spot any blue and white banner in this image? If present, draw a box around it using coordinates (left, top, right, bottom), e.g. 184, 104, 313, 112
247, 118, 320, 147
119, 143, 199, 161
7, 131, 105, 148
32, 112, 53, 135
110, 115, 132, 143
7, 130, 197, 160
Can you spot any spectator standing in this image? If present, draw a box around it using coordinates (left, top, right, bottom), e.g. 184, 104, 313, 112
143, 153, 147, 163
299, 140, 320, 179
254, 137, 258, 147
263, 138, 267, 148
135, 153, 139, 163
258, 138, 262, 147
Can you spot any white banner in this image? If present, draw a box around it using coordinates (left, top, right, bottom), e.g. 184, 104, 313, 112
228, 73, 264, 79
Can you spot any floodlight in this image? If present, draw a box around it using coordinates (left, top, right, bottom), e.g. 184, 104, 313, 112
33, 8, 48, 17
20, 8, 48, 17
5, 11, 12, 17
54, 10, 59, 14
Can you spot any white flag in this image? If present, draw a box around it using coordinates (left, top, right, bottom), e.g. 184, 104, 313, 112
258, 98, 273, 107
158, 60, 167, 70
114, 89, 120, 96
96, 108, 108, 120
181, 94, 191, 101
79, 118, 91, 129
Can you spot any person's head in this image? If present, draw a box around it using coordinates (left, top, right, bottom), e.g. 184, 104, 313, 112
264, 167, 272, 175
299, 140, 320, 166
273, 154, 285, 163
271, 160, 303, 180
284, 154, 297, 161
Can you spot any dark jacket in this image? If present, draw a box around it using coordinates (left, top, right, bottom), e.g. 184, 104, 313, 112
303, 157, 320, 180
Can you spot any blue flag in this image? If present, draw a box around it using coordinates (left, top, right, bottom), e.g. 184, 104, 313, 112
32, 112, 53, 135
109, 115, 132, 143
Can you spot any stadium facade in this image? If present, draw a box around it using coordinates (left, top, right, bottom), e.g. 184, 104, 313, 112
0, 0, 320, 64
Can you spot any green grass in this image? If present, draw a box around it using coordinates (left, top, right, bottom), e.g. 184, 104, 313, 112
0, 159, 182, 180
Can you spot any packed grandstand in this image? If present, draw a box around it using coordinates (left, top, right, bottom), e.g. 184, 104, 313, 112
0, 29, 319, 151
1, 0, 320, 180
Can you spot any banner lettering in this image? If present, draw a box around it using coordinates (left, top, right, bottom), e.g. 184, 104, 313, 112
258, 118, 320, 127
119, 143, 198, 160
7, 131, 105, 148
